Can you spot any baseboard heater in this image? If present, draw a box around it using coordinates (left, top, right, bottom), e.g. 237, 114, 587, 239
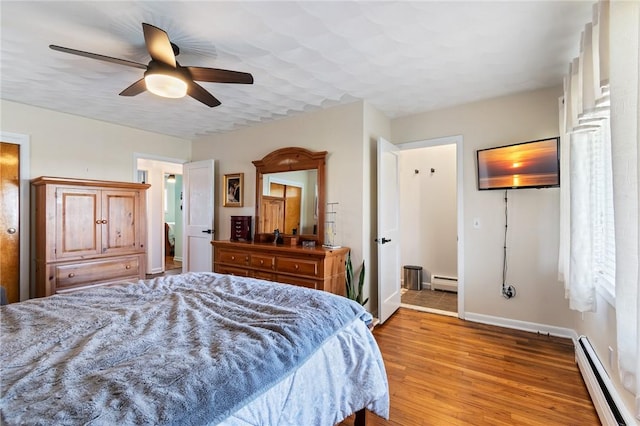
430, 275, 458, 292
575, 336, 627, 425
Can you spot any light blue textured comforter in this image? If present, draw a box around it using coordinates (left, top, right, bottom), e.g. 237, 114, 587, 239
0, 272, 384, 425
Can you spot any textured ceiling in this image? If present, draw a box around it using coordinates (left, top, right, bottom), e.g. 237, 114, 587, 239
1, 1, 592, 140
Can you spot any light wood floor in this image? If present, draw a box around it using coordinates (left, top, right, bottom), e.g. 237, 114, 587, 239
340, 308, 599, 426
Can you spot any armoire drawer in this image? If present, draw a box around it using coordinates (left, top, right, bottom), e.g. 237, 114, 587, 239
276, 257, 319, 276
55, 256, 140, 289
217, 249, 250, 266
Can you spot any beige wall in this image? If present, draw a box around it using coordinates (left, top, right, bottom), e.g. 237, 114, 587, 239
399, 144, 458, 282
1, 100, 191, 181
191, 101, 369, 290
1, 100, 191, 297
392, 87, 574, 328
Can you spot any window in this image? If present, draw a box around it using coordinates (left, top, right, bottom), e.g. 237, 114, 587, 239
590, 118, 616, 299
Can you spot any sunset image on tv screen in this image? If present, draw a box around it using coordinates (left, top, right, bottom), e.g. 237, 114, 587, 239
477, 138, 559, 190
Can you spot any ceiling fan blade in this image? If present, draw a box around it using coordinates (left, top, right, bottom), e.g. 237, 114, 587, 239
49, 45, 147, 70
187, 67, 254, 84
119, 79, 147, 97
187, 81, 221, 107
142, 23, 176, 67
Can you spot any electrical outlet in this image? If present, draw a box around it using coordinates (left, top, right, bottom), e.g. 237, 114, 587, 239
502, 284, 516, 299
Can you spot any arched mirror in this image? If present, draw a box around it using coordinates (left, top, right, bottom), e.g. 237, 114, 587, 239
253, 147, 327, 245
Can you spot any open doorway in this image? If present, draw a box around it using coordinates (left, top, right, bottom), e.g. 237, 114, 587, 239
397, 137, 461, 317
163, 173, 183, 274
135, 156, 184, 275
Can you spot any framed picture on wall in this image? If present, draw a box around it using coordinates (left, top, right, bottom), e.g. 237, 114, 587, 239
223, 173, 244, 207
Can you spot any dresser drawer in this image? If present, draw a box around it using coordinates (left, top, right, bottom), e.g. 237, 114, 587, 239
276, 257, 320, 276
217, 249, 250, 266
215, 264, 250, 277
276, 274, 319, 290
252, 271, 276, 281
250, 254, 275, 270
55, 256, 140, 289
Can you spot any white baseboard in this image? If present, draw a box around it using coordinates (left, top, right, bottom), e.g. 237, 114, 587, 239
464, 311, 576, 339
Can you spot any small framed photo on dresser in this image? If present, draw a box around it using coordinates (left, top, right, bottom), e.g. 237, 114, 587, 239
223, 173, 244, 207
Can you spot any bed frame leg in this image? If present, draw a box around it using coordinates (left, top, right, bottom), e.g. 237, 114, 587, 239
354, 408, 366, 426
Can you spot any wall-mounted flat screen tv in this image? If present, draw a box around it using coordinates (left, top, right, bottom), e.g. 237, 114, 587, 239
476, 137, 560, 190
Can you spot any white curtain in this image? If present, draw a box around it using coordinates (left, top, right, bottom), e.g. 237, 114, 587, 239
558, 1, 612, 313
609, 1, 640, 418
560, 0, 640, 418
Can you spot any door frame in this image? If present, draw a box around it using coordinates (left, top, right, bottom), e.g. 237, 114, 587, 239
133, 153, 185, 274
397, 135, 464, 319
1, 132, 30, 300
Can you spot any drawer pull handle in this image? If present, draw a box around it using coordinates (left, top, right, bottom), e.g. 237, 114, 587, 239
125, 265, 131, 269
294, 264, 299, 270
68, 273, 75, 278
231, 256, 235, 260
260, 260, 264, 265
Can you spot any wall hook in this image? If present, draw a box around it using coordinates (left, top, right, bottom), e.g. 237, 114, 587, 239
430, 168, 436, 173
414, 169, 419, 174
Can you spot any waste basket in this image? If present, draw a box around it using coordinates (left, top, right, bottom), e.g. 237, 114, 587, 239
403, 265, 422, 291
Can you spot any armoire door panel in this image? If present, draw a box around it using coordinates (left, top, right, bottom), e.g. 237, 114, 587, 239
56, 188, 100, 258
102, 190, 139, 253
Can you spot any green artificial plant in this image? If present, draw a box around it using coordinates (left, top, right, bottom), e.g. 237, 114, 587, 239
345, 251, 368, 306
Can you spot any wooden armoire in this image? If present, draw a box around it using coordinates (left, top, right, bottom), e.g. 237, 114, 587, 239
31, 177, 150, 297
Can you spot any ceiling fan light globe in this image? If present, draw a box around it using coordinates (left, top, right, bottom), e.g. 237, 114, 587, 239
144, 73, 187, 98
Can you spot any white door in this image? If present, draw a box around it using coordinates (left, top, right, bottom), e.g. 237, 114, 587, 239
377, 137, 402, 324
183, 160, 215, 272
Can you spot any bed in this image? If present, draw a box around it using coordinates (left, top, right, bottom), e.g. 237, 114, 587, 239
0, 272, 389, 425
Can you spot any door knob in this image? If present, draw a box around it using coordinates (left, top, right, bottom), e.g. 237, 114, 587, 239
202, 229, 213, 234
375, 237, 392, 244
7, 228, 16, 234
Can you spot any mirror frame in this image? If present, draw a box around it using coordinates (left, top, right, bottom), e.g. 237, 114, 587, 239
253, 147, 327, 245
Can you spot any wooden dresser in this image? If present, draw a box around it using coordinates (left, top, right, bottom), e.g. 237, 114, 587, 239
31, 177, 150, 297
212, 240, 349, 296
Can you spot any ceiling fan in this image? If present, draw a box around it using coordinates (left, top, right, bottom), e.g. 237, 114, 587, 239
49, 23, 253, 107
